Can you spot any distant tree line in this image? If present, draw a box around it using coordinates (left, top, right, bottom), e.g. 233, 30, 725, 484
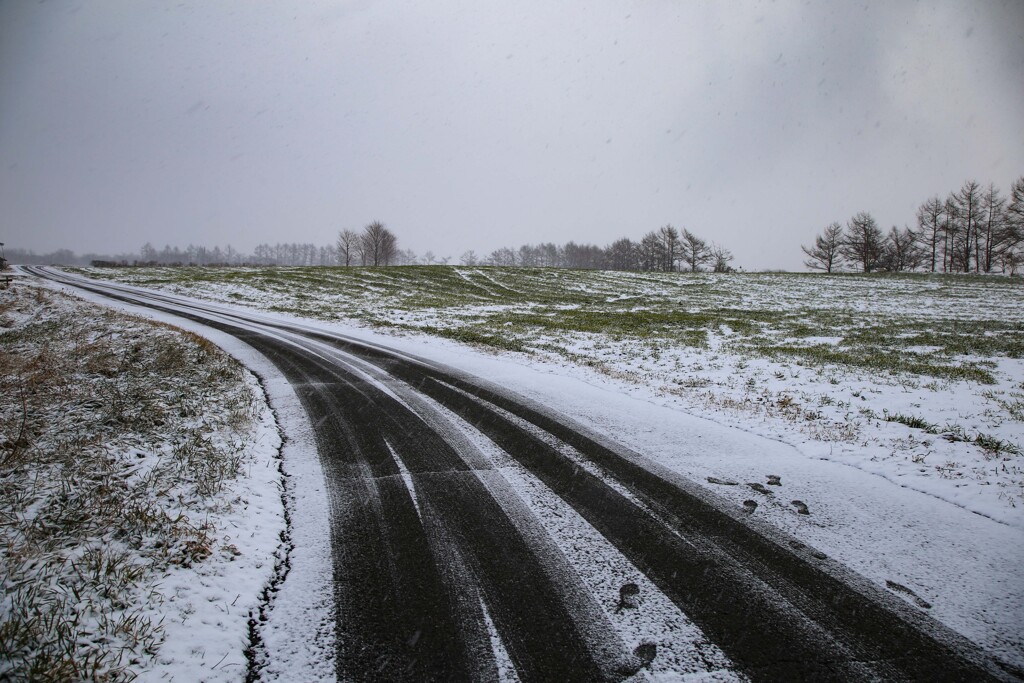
133, 221, 405, 267
3, 248, 138, 267
10, 219, 734, 273
135, 241, 341, 267
803, 176, 1024, 274
4, 221, 402, 268
5, 243, 339, 267
468, 225, 734, 273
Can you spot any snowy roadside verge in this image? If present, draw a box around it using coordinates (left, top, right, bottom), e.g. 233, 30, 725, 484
0, 276, 298, 681
26, 269, 337, 681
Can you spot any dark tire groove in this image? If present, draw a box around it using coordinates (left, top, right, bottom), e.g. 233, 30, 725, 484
404, 374, 874, 681
226, 334, 621, 681
281, 343, 623, 682
231, 333, 477, 682
287, 329, 1007, 682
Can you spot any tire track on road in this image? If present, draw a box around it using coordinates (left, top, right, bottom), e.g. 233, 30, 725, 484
262, 339, 627, 682
32, 267, 1015, 682
33, 271, 627, 681
253, 341, 481, 682
286, 308, 1012, 682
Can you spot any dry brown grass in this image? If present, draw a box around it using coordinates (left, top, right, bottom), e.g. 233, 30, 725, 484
0, 283, 257, 682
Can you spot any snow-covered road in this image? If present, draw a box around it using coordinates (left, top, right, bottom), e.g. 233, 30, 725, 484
31, 267, 1023, 681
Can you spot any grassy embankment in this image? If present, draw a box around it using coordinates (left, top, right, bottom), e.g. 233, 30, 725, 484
1, 283, 260, 681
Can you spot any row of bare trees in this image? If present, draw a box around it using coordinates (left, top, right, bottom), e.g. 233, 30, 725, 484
803, 177, 1024, 274
471, 225, 734, 272
336, 221, 399, 267
250, 243, 335, 266
132, 222, 403, 267
81, 223, 729, 272
136, 241, 338, 266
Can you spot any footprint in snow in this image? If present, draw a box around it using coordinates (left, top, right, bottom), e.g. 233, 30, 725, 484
766, 474, 782, 486
742, 499, 758, 514
616, 641, 658, 677
707, 476, 739, 486
886, 580, 932, 609
616, 583, 640, 612
633, 642, 657, 669
748, 482, 774, 496
790, 500, 810, 515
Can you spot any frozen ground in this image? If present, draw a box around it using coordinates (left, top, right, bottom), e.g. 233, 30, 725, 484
63, 266, 1024, 673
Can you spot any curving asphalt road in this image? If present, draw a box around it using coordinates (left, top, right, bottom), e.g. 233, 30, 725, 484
28, 266, 1018, 682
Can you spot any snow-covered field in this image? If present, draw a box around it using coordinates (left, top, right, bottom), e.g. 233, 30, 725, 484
63, 265, 1024, 673
0, 276, 285, 681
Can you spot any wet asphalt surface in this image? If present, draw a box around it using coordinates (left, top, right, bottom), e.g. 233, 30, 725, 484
32, 267, 1015, 682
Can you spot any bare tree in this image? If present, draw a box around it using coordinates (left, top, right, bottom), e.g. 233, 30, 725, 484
942, 196, 959, 272
841, 212, 884, 272
1008, 176, 1024, 231
562, 241, 584, 268
361, 221, 398, 266
422, 251, 437, 265
337, 229, 360, 266
679, 228, 712, 272
952, 180, 982, 272
658, 225, 680, 272
517, 245, 538, 267
915, 197, 945, 272
710, 244, 735, 272
561, 242, 605, 269
460, 250, 478, 266
801, 222, 844, 272
607, 238, 638, 271
318, 244, 338, 265
879, 225, 921, 272
486, 247, 517, 266
395, 248, 418, 265
979, 183, 1007, 273
140, 242, 158, 263
1003, 176, 1024, 274
637, 231, 664, 271
539, 243, 559, 267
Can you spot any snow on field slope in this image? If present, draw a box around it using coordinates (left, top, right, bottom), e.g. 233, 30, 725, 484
67, 266, 1024, 670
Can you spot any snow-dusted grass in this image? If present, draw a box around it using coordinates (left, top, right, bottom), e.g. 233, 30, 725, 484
76, 266, 1024, 524
0, 281, 283, 682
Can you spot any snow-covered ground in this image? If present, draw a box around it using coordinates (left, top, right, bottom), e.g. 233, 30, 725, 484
274, 310, 1024, 672
0, 275, 287, 681
58, 266, 1024, 673
76, 267, 1024, 526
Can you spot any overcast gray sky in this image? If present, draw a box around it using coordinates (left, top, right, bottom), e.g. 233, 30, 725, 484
2, 0, 1022, 269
